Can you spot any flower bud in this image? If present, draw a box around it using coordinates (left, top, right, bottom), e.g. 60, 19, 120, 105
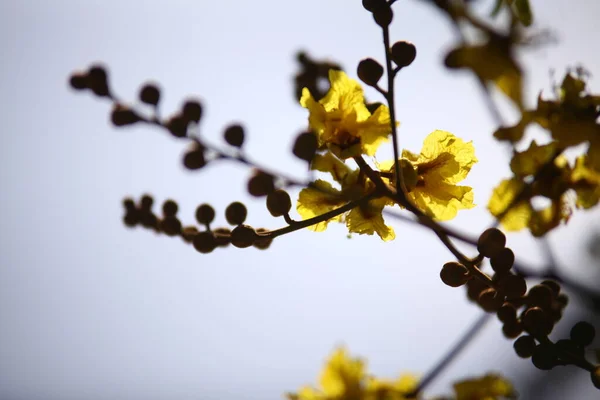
213, 227, 231, 247
523, 307, 553, 336
357, 58, 384, 86
195, 204, 215, 225
182, 99, 203, 123
362, 0, 386, 11
372, 4, 393, 27
477, 228, 506, 258
253, 228, 273, 250
231, 224, 257, 248
266, 190, 292, 217
292, 131, 318, 162
490, 247, 514, 274
440, 261, 469, 287
162, 199, 178, 217
247, 171, 275, 197
140, 194, 154, 210
139, 83, 160, 106
193, 231, 217, 254
478, 288, 504, 312
69, 72, 88, 90
391, 41, 417, 68
570, 321, 595, 347
502, 321, 523, 339
514, 335, 536, 358
160, 216, 182, 236
224, 124, 245, 148
497, 302, 517, 323
88, 64, 109, 97
166, 114, 188, 138
183, 149, 206, 170
498, 274, 527, 299
526, 284, 554, 310
531, 344, 557, 370
111, 104, 141, 127
225, 202, 248, 225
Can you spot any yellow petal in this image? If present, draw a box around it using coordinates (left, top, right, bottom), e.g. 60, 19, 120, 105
321, 70, 369, 119
345, 200, 395, 241
296, 180, 346, 232
319, 348, 365, 397
571, 155, 600, 209
509, 141, 557, 177
488, 178, 530, 231
300, 87, 327, 142
311, 152, 352, 184
417, 130, 478, 185
356, 103, 392, 156
454, 374, 516, 400
410, 182, 474, 221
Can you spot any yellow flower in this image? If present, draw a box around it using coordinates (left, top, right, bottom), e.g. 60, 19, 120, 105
453, 374, 517, 400
570, 155, 600, 209
286, 348, 418, 400
365, 374, 419, 400
380, 130, 477, 221
287, 348, 365, 400
488, 141, 576, 236
296, 152, 395, 241
300, 70, 392, 159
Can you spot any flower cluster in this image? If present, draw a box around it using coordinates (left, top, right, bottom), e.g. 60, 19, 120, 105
286, 347, 515, 400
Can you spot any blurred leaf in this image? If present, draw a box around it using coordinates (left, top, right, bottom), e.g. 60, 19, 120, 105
512, 0, 533, 26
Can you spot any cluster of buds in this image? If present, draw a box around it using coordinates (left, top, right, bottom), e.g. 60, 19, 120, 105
122, 195, 273, 253
440, 227, 599, 384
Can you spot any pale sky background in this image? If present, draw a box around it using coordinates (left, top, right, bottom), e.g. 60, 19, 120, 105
1, 1, 600, 399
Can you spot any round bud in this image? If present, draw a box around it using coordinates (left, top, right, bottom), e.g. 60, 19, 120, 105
182, 99, 203, 123
213, 227, 232, 247
526, 284, 554, 310
477, 228, 506, 258
570, 321, 596, 347
181, 226, 199, 243
357, 58, 384, 86
391, 41, 417, 68
541, 280, 560, 296
514, 335, 536, 358
556, 293, 569, 308
139, 83, 160, 106
531, 344, 557, 370
523, 307, 553, 336
223, 124, 245, 148
195, 204, 215, 225
225, 202, 248, 225
231, 224, 257, 248
111, 104, 141, 127
162, 199, 178, 217
193, 231, 217, 254
466, 278, 487, 302
247, 171, 275, 197
293, 132, 318, 162
139, 212, 158, 229
490, 247, 515, 274
478, 288, 504, 312
140, 195, 154, 210
69, 72, 88, 90
440, 262, 469, 287
502, 321, 523, 339
166, 115, 188, 138
372, 4, 393, 27
362, 0, 386, 11
88, 64, 109, 97
266, 190, 292, 217
253, 228, 273, 250
123, 198, 136, 211
498, 274, 527, 299
160, 216, 182, 236
591, 366, 600, 389
183, 149, 206, 170
497, 302, 517, 323
123, 211, 139, 227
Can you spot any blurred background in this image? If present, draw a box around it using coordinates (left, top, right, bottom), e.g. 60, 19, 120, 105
1, 0, 599, 399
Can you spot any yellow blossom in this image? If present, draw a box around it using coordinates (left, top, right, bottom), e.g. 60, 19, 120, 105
296, 152, 395, 241
488, 141, 577, 236
380, 130, 477, 221
286, 348, 419, 400
453, 374, 517, 400
300, 70, 392, 159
